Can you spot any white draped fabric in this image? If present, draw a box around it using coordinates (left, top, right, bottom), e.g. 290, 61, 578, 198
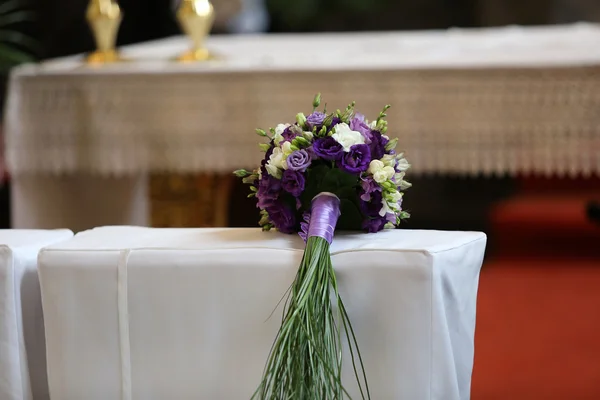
0, 229, 73, 400
38, 227, 486, 400
5, 23, 600, 177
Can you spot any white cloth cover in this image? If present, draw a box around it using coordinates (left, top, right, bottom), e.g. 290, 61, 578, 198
4, 23, 600, 177
0, 229, 73, 400
39, 227, 486, 400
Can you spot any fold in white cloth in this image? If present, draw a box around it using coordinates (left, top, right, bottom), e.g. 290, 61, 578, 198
0, 229, 73, 400
39, 227, 485, 399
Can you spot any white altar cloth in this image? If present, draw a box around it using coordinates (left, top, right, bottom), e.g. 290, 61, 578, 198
0, 229, 73, 400
38, 227, 486, 400
6, 23, 600, 229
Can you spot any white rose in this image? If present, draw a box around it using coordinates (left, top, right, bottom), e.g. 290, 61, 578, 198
331, 123, 365, 151
373, 170, 388, 183
269, 147, 288, 170
265, 162, 282, 179
367, 160, 384, 175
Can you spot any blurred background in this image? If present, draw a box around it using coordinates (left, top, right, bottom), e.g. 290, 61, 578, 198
1, 0, 600, 399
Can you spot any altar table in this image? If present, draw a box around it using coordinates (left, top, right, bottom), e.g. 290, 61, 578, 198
0, 229, 73, 400
38, 227, 486, 399
5, 23, 600, 230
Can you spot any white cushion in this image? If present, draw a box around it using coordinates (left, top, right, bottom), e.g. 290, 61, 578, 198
0, 229, 73, 400
39, 227, 485, 400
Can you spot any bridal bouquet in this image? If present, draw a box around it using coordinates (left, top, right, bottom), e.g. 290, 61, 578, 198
235, 94, 411, 399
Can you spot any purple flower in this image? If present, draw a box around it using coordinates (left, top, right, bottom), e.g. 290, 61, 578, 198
328, 117, 342, 132
369, 131, 389, 160
313, 137, 344, 161
282, 126, 298, 142
360, 176, 381, 201
363, 212, 396, 233
306, 112, 326, 129
281, 169, 305, 197
266, 201, 296, 234
338, 144, 371, 174
360, 191, 383, 217
350, 113, 373, 143
256, 175, 282, 209
287, 149, 312, 172
362, 217, 386, 233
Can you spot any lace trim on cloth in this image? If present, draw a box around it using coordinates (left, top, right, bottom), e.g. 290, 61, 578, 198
5, 25, 600, 177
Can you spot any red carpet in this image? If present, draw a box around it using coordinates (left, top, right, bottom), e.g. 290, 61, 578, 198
473, 179, 600, 399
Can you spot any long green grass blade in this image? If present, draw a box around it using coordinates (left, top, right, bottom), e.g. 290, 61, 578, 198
252, 236, 370, 399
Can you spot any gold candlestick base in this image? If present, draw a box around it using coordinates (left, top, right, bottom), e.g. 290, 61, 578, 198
177, 48, 214, 62
176, 0, 215, 63
85, 0, 122, 65
86, 49, 122, 64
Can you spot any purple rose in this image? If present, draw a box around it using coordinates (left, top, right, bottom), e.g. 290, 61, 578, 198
256, 174, 282, 209
287, 149, 312, 172
350, 113, 373, 143
338, 144, 371, 174
306, 112, 326, 129
360, 191, 383, 217
369, 131, 389, 160
360, 176, 381, 201
313, 137, 344, 161
281, 169, 306, 197
266, 201, 296, 234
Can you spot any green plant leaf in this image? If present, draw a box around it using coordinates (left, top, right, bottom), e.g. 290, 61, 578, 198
0, 30, 38, 51
0, 10, 35, 27
0, 43, 33, 64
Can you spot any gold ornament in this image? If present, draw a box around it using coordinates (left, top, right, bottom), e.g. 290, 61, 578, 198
176, 0, 215, 62
85, 0, 122, 64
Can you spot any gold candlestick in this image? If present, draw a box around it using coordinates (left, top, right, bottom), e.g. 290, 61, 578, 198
86, 0, 122, 64
176, 0, 215, 62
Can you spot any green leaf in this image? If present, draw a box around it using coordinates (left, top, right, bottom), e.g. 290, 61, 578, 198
321, 168, 359, 195
337, 198, 363, 230
0, 10, 35, 27
0, 43, 33, 64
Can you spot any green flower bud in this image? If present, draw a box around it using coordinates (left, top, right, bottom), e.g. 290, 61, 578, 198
249, 186, 258, 192
242, 175, 258, 184
384, 138, 398, 151
258, 143, 271, 152
296, 113, 307, 128
399, 211, 411, 220
302, 131, 314, 141
317, 126, 328, 137
384, 222, 396, 229
312, 93, 322, 109
247, 193, 256, 198
399, 180, 412, 190
292, 136, 310, 148
262, 223, 273, 232
233, 169, 250, 178
290, 145, 299, 151
255, 128, 267, 137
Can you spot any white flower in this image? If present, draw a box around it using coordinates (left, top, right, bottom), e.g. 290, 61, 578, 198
379, 200, 394, 217
367, 160, 384, 174
386, 190, 403, 204
265, 162, 282, 179
369, 159, 395, 183
331, 123, 365, 151
396, 157, 410, 172
281, 141, 293, 156
268, 146, 288, 172
272, 123, 290, 145
382, 154, 396, 168
369, 120, 377, 129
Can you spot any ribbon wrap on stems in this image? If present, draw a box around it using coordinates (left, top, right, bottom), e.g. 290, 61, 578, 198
308, 192, 341, 244
252, 192, 370, 400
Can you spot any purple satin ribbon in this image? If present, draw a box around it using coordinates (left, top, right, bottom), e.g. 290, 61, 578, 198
306, 193, 341, 244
